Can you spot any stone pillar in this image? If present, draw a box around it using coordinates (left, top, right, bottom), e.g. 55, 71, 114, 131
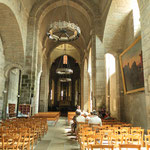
113, 53, 122, 120
139, 0, 150, 129
80, 61, 84, 111
20, 16, 40, 112
83, 59, 89, 112
2, 79, 8, 119
91, 33, 96, 110
0, 36, 5, 119
91, 32, 105, 111
32, 71, 42, 114
20, 74, 32, 104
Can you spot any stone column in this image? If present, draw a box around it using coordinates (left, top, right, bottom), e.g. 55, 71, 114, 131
83, 59, 89, 112
91, 32, 105, 111
20, 74, 32, 104
114, 52, 122, 120
139, 0, 150, 129
20, 16, 40, 110
80, 61, 84, 111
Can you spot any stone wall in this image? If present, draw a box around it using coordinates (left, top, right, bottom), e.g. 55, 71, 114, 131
0, 0, 29, 50
139, 0, 150, 129
120, 12, 147, 129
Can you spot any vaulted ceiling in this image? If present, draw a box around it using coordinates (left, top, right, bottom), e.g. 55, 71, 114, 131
22, 0, 112, 63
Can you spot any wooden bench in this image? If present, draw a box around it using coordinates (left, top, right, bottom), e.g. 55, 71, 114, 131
68, 112, 75, 124
119, 144, 141, 150
33, 112, 60, 125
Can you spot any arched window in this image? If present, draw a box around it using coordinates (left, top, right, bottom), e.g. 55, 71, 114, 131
132, 0, 141, 35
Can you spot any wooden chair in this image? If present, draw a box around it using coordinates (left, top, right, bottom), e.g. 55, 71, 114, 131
125, 134, 141, 145
108, 134, 123, 147
122, 124, 132, 127
86, 135, 95, 150
0, 133, 21, 150
113, 124, 122, 128
145, 135, 150, 150
102, 125, 111, 128
131, 129, 144, 146
119, 144, 141, 150
147, 129, 150, 135
99, 130, 113, 144
94, 134, 103, 145
91, 144, 114, 150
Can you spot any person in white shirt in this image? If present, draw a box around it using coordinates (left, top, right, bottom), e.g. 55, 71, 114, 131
88, 110, 102, 126
76, 111, 85, 123
76, 105, 81, 113
84, 112, 91, 122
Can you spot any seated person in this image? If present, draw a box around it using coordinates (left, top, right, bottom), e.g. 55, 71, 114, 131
88, 110, 102, 126
76, 105, 81, 113
99, 108, 106, 119
76, 111, 85, 123
84, 112, 90, 122
104, 112, 112, 120
71, 111, 79, 134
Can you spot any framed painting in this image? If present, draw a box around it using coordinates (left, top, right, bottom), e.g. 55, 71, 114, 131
119, 36, 144, 94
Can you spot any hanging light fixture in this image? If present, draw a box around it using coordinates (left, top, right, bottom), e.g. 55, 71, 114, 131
56, 44, 73, 76
59, 77, 72, 82
47, 0, 81, 42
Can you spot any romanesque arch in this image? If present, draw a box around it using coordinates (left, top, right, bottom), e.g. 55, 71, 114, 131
0, 3, 24, 65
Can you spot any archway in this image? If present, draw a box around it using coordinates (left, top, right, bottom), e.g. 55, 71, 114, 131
49, 55, 80, 116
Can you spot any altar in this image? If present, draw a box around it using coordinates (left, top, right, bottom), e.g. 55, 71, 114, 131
59, 100, 71, 107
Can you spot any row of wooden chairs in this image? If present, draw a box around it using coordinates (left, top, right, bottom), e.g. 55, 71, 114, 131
76, 122, 150, 150
90, 144, 141, 150
0, 117, 48, 150
79, 130, 144, 149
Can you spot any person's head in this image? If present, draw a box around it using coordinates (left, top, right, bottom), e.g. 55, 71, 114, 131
93, 110, 97, 116
84, 112, 88, 117
76, 110, 81, 116
90, 111, 93, 115
77, 105, 80, 109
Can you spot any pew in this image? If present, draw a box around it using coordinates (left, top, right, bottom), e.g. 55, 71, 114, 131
33, 112, 60, 125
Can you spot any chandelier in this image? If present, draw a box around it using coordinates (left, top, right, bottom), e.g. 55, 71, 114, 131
47, 21, 81, 42
56, 45, 73, 82
57, 55, 73, 82
59, 77, 72, 82
56, 67, 73, 75
56, 55, 73, 75
47, 0, 81, 42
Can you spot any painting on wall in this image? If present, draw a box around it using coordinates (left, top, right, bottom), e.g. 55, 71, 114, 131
119, 36, 144, 94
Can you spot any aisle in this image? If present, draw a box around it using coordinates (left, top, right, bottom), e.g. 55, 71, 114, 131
34, 117, 80, 150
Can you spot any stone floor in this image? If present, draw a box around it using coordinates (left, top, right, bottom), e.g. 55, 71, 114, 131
34, 117, 80, 150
